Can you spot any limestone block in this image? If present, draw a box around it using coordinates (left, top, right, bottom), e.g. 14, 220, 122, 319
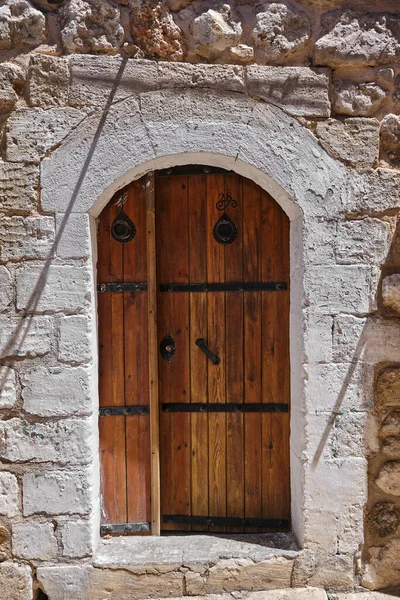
0, 266, 11, 310
6, 107, 86, 164
28, 55, 69, 108
376, 368, 400, 407
382, 274, 400, 314
190, 6, 242, 60
16, 263, 91, 313
246, 66, 330, 118
0, 418, 93, 465
23, 470, 92, 516
380, 114, 400, 166
315, 10, 400, 67
347, 168, 400, 215
60, 520, 93, 557
375, 461, 400, 495
303, 217, 337, 265
335, 218, 390, 264
12, 522, 57, 560
204, 557, 293, 593
0, 72, 17, 112
0, 315, 53, 359
0, 161, 38, 213
229, 44, 254, 63
362, 538, 400, 590
308, 554, 353, 591
382, 436, 400, 457
60, 0, 124, 55
0, 216, 54, 262
68, 56, 158, 108
0, 472, 18, 518
131, 1, 184, 61
333, 81, 387, 117
184, 571, 205, 595
0, 366, 16, 410
0, 562, 32, 600
304, 310, 333, 364
380, 411, 400, 439
59, 315, 92, 363
303, 510, 337, 555
37, 565, 87, 600
158, 62, 244, 93
367, 501, 400, 538
333, 317, 400, 366
21, 365, 93, 417
304, 265, 371, 314
336, 504, 364, 554
0, 0, 45, 50
316, 118, 379, 170
252, 2, 310, 58
56, 213, 91, 259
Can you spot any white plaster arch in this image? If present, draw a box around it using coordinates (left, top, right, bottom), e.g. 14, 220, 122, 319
42, 88, 353, 549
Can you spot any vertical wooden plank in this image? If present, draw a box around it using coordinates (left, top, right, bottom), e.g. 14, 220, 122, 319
206, 173, 226, 531
146, 172, 161, 536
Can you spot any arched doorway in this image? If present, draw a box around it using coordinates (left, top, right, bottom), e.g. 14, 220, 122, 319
97, 166, 290, 536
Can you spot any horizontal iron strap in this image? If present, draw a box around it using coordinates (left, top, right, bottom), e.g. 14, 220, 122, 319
162, 403, 288, 413
101, 522, 151, 535
157, 165, 232, 176
100, 406, 150, 416
163, 515, 289, 528
97, 283, 148, 292
160, 282, 287, 292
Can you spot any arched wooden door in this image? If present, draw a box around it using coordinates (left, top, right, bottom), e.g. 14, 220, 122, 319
97, 166, 290, 536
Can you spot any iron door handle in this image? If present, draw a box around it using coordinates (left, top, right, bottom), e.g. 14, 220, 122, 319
195, 338, 220, 365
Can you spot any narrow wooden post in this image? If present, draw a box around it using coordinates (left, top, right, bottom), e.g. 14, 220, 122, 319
146, 171, 160, 536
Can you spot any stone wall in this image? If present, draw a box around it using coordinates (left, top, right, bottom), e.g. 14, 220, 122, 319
0, 0, 400, 598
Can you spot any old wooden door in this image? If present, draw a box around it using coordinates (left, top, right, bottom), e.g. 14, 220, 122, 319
98, 167, 290, 535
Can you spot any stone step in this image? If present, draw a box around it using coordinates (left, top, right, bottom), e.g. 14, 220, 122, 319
139, 589, 328, 600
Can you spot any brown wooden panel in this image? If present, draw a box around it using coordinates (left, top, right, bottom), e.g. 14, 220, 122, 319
100, 415, 127, 524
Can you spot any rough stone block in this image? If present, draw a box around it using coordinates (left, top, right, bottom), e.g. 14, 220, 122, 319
0, 266, 12, 310
362, 538, 400, 590
0, 366, 16, 410
246, 66, 330, 118
68, 56, 158, 107
316, 118, 379, 170
380, 411, 400, 439
16, 263, 91, 313
28, 54, 69, 108
190, 6, 241, 60
0, 315, 53, 359
0, 418, 93, 465
0, 161, 38, 213
60, 520, 93, 558
303, 218, 337, 265
308, 554, 354, 591
6, 107, 86, 163
12, 522, 57, 560
376, 368, 400, 407
23, 470, 92, 516
375, 461, 400, 495
37, 565, 87, 600
335, 218, 390, 265
158, 62, 244, 93
380, 113, 400, 167
304, 265, 371, 314
21, 365, 92, 417
382, 274, 400, 314
0, 216, 54, 262
333, 81, 387, 117
205, 557, 293, 593
58, 315, 92, 363
347, 168, 400, 215
251, 2, 310, 58
367, 501, 400, 539
0, 562, 32, 600
0, 472, 18, 518
56, 212, 91, 259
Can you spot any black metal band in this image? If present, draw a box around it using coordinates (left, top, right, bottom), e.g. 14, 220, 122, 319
162, 403, 288, 413
101, 522, 150, 535
100, 406, 150, 416
163, 515, 289, 528
157, 165, 232, 177
97, 283, 148, 293
160, 282, 287, 292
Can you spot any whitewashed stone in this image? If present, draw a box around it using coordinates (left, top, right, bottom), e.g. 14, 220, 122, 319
375, 461, 400, 495
316, 118, 379, 170
246, 66, 330, 118
158, 62, 244, 93
376, 368, 400, 407
0, 161, 38, 213
0, 562, 32, 600
333, 316, 400, 365
363, 539, 400, 590
0, 418, 93, 465
56, 213, 91, 259
0, 266, 11, 310
23, 470, 92, 516
347, 168, 400, 215
28, 55, 69, 108
335, 218, 390, 264
252, 2, 310, 57
333, 81, 387, 117
60, 0, 124, 55
0, 315, 53, 359
68, 55, 158, 108
21, 365, 92, 417
16, 263, 91, 313
0, 0, 45, 50
382, 274, 400, 314
6, 107, 86, 163
332, 315, 366, 363
0, 472, 18, 518
304, 265, 371, 314
380, 113, 400, 166
315, 10, 400, 67
304, 310, 333, 364
0, 367, 16, 410
12, 522, 57, 560
0, 216, 54, 262
229, 44, 254, 63
60, 520, 93, 557
59, 315, 92, 363
303, 218, 336, 265
191, 6, 242, 60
